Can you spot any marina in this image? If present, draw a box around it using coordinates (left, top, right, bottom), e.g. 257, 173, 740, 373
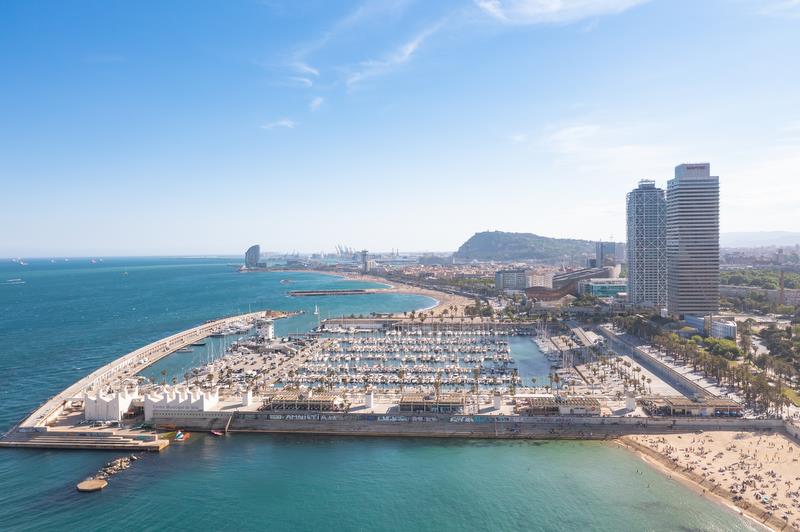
2, 310, 795, 455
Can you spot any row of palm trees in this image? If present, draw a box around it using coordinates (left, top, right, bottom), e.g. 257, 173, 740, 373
615, 316, 792, 415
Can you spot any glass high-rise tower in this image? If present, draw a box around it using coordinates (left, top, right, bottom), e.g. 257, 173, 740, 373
666, 163, 720, 316
245, 245, 261, 269
626, 180, 667, 307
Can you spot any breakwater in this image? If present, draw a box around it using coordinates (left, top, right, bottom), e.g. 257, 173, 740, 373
152, 409, 789, 440
288, 289, 370, 296
0, 310, 286, 451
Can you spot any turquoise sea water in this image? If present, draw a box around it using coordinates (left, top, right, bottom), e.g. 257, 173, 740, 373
0, 258, 755, 531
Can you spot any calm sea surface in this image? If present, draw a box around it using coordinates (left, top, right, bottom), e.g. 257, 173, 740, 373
0, 258, 755, 531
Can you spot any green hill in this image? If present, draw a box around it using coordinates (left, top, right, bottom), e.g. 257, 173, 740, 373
454, 231, 598, 261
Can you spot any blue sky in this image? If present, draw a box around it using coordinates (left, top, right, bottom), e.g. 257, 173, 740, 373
1, 0, 799, 256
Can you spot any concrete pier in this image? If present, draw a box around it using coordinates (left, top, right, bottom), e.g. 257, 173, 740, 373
0, 310, 285, 451
288, 289, 370, 296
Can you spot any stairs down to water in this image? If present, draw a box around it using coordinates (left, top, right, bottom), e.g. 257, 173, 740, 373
0, 430, 169, 451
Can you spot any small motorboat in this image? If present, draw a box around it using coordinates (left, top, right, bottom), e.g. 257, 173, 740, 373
174, 430, 191, 442
210, 430, 224, 437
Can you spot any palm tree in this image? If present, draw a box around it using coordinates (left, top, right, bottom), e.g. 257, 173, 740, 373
509, 368, 518, 396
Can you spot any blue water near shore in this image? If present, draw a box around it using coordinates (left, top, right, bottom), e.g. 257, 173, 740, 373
0, 258, 755, 531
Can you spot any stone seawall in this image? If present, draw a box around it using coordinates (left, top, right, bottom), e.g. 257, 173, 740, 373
152, 411, 786, 440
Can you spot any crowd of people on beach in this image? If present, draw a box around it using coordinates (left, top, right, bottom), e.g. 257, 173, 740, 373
633, 432, 800, 528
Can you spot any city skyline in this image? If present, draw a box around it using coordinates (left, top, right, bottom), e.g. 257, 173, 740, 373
2, 0, 800, 256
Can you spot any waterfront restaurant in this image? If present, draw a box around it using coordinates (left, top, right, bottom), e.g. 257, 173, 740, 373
262, 390, 347, 412
660, 397, 743, 417
398, 393, 469, 414
514, 396, 601, 416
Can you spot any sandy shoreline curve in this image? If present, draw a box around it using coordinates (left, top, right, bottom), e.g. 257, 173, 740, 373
276, 269, 473, 315
617, 433, 800, 531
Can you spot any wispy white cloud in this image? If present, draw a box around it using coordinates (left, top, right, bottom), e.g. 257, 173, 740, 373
309, 96, 324, 111
474, 0, 649, 24
508, 133, 528, 143
723, 148, 800, 231
540, 121, 679, 177
260, 119, 297, 130
338, 0, 417, 31
292, 61, 319, 77
723, 120, 800, 221
288, 76, 314, 88
346, 21, 444, 89
289, 0, 417, 74
758, 0, 800, 18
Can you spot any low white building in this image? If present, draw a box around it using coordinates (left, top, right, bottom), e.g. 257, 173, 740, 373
84, 386, 138, 421
685, 314, 737, 340
258, 319, 275, 341
144, 386, 219, 421
710, 318, 737, 340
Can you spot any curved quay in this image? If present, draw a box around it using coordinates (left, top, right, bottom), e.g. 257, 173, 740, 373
0, 310, 284, 451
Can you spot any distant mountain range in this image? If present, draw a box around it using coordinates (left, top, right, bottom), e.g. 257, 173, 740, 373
454, 231, 601, 261
721, 232, 800, 248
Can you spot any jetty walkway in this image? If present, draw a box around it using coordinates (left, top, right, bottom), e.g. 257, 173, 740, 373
288, 289, 370, 296
0, 310, 281, 451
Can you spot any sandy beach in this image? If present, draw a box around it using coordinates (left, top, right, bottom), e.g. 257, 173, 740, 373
348, 273, 473, 315
291, 269, 473, 316
621, 431, 800, 531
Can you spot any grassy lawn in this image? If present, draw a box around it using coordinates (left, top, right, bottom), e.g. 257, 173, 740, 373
784, 387, 800, 407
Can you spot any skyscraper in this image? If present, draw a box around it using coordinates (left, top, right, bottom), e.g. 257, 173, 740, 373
245, 245, 261, 269
626, 180, 667, 307
595, 241, 617, 267
666, 163, 720, 316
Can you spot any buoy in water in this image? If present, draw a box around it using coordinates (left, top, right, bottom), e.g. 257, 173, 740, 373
77, 479, 108, 492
